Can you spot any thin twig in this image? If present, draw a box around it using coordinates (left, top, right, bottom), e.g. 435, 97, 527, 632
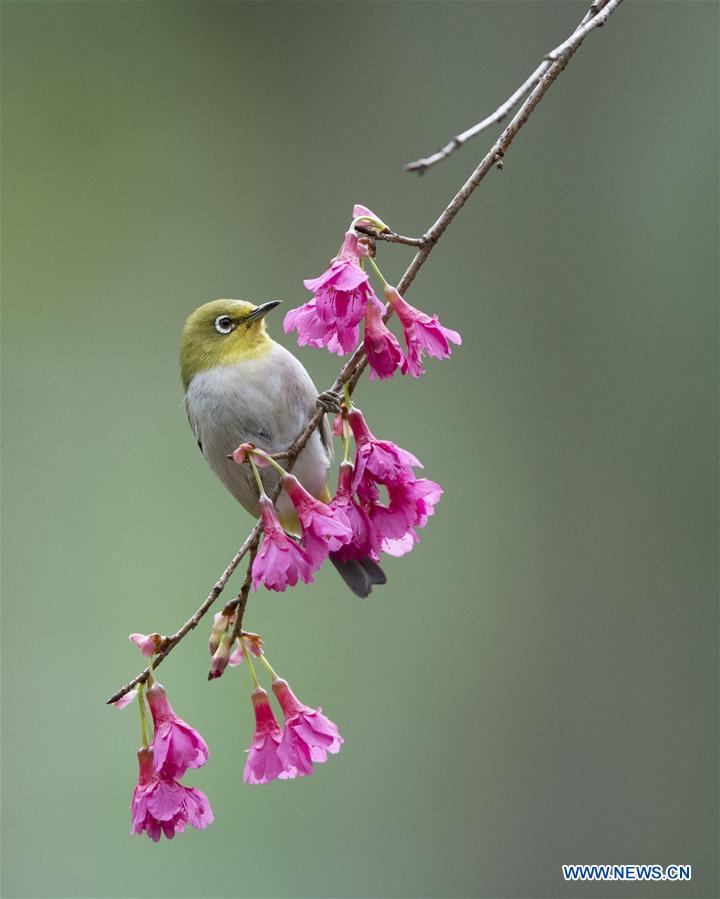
354, 224, 427, 248
106, 0, 624, 705
230, 543, 258, 642
106, 526, 262, 703
406, 0, 621, 174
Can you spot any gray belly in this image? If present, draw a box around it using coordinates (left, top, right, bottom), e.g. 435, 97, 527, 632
184, 350, 332, 521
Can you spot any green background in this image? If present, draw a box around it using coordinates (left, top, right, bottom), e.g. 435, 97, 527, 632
2, 2, 717, 897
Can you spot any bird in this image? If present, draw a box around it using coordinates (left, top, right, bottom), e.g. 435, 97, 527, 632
180, 298, 386, 597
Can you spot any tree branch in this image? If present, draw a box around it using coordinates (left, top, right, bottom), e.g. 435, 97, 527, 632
106, 0, 624, 705
406, 0, 622, 174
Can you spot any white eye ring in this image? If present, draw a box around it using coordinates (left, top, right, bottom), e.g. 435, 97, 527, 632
214, 315, 235, 334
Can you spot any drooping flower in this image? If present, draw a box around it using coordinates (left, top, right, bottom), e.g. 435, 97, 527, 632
146, 682, 210, 779
363, 298, 404, 380
384, 285, 461, 377
208, 610, 230, 656
252, 496, 315, 592
228, 632, 264, 667
348, 407, 422, 489
131, 747, 213, 842
283, 474, 352, 569
244, 687, 310, 784
273, 678, 344, 766
284, 300, 360, 355
368, 478, 443, 557
208, 631, 233, 680
129, 633, 163, 657
328, 461, 381, 563
284, 230, 382, 355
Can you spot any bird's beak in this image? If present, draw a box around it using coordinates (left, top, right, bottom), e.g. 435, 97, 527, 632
246, 300, 282, 322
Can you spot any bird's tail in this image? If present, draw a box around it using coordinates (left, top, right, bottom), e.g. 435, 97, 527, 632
330, 554, 387, 598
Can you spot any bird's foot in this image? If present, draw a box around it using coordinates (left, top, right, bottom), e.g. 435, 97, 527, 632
316, 389, 342, 415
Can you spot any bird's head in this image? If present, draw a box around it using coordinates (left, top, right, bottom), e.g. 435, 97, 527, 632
180, 298, 282, 389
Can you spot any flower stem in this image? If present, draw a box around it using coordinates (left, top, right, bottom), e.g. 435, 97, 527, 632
342, 429, 352, 464
262, 454, 289, 479
242, 639, 260, 690
138, 683, 150, 748
258, 653, 280, 681
367, 255, 389, 288
248, 457, 267, 498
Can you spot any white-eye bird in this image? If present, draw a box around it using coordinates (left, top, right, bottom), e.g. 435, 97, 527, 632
180, 298, 386, 597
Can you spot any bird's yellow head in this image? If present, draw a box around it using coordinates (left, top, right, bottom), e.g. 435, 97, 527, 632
180, 298, 281, 389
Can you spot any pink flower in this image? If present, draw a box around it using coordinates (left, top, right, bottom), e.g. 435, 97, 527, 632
228, 632, 264, 667
348, 408, 422, 489
283, 474, 352, 568
244, 688, 309, 783
369, 478, 443, 557
208, 631, 232, 680
328, 462, 381, 563
273, 678, 344, 765
363, 299, 404, 380
284, 231, 382, 355
228, 442, 270, 466
384, 285, 461, 377
208, 609, 233, 655
146, 682, 210, 779
284, 300, 360, 355
252, 496, 314, 592
131, 747, 213, 842
352, 204, 388, 231
129, 633, 162, 657
113, 687, 139, 710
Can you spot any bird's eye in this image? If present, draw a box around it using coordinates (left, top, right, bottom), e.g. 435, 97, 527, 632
214, 315, 235, 334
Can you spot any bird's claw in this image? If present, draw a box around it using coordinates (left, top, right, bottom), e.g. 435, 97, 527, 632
316, 389, 342, 415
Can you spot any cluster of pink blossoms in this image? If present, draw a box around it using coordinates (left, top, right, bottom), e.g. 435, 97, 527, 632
115, 665, 213, 842
231, 403, 442, 593
113, 203, 459, 842
284, 205, 461, 379
117, 630, 342, 839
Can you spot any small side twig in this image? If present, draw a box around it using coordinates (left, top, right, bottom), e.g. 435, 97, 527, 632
354, 224, 427, 248
230, 542, 259, 643
406, 0, 620, 174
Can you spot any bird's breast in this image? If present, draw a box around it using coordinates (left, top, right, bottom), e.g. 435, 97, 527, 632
185, 345, 332, 521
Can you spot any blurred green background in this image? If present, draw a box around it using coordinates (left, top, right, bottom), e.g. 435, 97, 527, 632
2, 2, 717, 897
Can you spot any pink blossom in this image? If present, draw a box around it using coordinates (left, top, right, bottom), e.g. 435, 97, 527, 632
228, 632, 264, 667
252, 496, 314, 592
284, 231, 382, 355
369, 478, 443, 557
146, 683, 210, 779
352, 204, 387, 230
273, 678, 344, 765
384, 285, 461, 377
112, 687, 138, 710
208, 609, 232, 655
208, 631, 232, 680
228, 442, 270, 466
131, 747, 213, 842
363, 299, 404, 380
284, 300, 360, 355
244, 688, 310, 784
129, 633, 161, 657
348, 408, 422, 489
283, 474, 352, 568
328, 462, 381, 563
